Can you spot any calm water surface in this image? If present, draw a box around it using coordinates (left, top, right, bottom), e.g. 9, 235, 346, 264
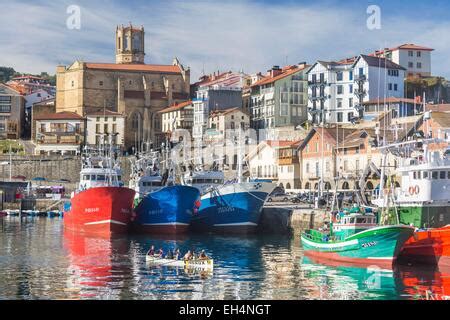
0, 217, 449, 300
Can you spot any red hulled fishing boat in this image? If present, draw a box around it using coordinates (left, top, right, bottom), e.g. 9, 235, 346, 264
64, 140, 135, 236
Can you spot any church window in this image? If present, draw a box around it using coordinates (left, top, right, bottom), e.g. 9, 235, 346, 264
113, 117, 116, 122
129, 80, 132, 85
131, 112, 141, 129
96, 117, 100, 122
71, 81, 74, 87
124, 34, 130, 50
118, 37, 121, 50
105, 117, 108, 121
99, 81, 103, 86
133, 33, 141, 50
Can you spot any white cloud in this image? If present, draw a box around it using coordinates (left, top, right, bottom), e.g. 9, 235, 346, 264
0, 0, 449, 80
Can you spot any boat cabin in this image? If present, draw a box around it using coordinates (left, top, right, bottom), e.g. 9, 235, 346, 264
332, 213, 377, 239
185, 171, 225, 194
79, 167, 123, 190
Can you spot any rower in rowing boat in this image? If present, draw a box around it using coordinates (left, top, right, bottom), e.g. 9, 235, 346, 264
183, 250, 193, 260
198, 250, 208, 260
147, 245, 155, 256
174, 248, 181, 260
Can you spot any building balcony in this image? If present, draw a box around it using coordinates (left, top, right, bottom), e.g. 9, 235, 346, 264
192, 97, 208, 102
308, 80, 327, 86
36, 133, 82, 145
278, 156, 299, 165
354, 89, 367, 97
354, 74, 367, 82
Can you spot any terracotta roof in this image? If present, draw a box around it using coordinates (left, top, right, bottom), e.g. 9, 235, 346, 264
34, 111, 84, 120
430, 112, 450, 128
209, 107, 244, 117
84, 63, 182, 73
251, 65, 308, 87
363, 97, 416, 105
425, 104, 450, 112
158, 100, 193, 113
85, 109, 123, 116
357, 55, 406, 70
265, 140, 296, 148
393, 44, 434, 52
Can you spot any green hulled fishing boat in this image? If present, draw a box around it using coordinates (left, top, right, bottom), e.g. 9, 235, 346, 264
301, 210, 414, 268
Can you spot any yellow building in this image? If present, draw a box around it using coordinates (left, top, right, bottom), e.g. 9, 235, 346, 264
55, 24, 190, 150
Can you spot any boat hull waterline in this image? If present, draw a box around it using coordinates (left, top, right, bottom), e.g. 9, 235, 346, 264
191, 182, 276, 234
301, 225, 415, 268
133, 185, 200, 234
64, 186, 136, 236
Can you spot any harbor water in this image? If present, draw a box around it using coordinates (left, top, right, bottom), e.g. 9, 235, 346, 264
0, 216, 448, 300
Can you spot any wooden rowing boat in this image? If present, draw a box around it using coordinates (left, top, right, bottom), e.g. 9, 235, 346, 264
145, 255, 214, 270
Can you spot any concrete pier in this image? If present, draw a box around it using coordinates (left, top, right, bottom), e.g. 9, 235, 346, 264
259, 205, 328, 235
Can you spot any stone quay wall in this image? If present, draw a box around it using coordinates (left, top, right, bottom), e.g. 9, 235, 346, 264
0, 155, 134, 194
259, 206, 328, 236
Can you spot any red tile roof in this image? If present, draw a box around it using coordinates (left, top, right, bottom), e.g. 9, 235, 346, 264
84, 63, 182, 73
265, 140, 296, 148
393, 44, 434, 51
251, 65, 308, 87
158, 100, 193, 113
34, 111, 84, 121
209, 107, 245, 117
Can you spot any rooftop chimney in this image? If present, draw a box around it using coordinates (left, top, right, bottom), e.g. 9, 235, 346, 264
269, 66, 282, 78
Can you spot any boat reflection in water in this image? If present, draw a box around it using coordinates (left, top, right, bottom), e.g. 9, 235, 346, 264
62, 230, 132, 299
301, 255, 450, 300
300, 255, 399, 300
399, 264, 450, 300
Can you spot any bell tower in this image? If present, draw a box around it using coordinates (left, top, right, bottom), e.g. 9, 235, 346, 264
115, 23, 145, 64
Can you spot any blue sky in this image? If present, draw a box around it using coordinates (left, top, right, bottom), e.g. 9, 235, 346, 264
1, 0, 450, 80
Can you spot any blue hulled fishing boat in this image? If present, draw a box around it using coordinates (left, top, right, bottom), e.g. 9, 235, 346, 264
191, 180, 276, 233
129, 146, 200, 234
189, 138, 276, 234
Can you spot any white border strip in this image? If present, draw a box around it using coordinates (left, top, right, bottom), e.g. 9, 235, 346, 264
85, 219, 127, 226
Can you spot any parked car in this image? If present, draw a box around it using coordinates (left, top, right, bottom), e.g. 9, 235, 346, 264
266, 193, 293, 202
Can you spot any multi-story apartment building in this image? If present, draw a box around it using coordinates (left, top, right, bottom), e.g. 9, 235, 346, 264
245, 140, 301, 189
250, 63, 309, 135
242, 73, 264, 115
373, 44, 434, 78
307, 55, 406, 125
85, 109, 125, 147
33, 111, 85, 155
205, 107, 250, 145
159, 100, 194, 134
0, 83, 25, 139
192, 71, 245, 140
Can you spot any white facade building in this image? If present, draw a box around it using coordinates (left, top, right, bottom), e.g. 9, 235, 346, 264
373, 44, 434, 78
307, 55, 406, 125
85, 110, 125, 147
192, 72, 246, 140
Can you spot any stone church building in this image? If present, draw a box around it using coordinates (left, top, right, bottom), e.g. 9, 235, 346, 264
55, 24, 190, 151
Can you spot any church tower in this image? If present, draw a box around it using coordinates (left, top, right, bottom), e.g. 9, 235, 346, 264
115, 23, 145, 64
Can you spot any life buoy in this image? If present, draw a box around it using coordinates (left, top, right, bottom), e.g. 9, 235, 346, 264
335, 213, 341, 222
409, 186, 415, 196
414, 185, 420, 195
